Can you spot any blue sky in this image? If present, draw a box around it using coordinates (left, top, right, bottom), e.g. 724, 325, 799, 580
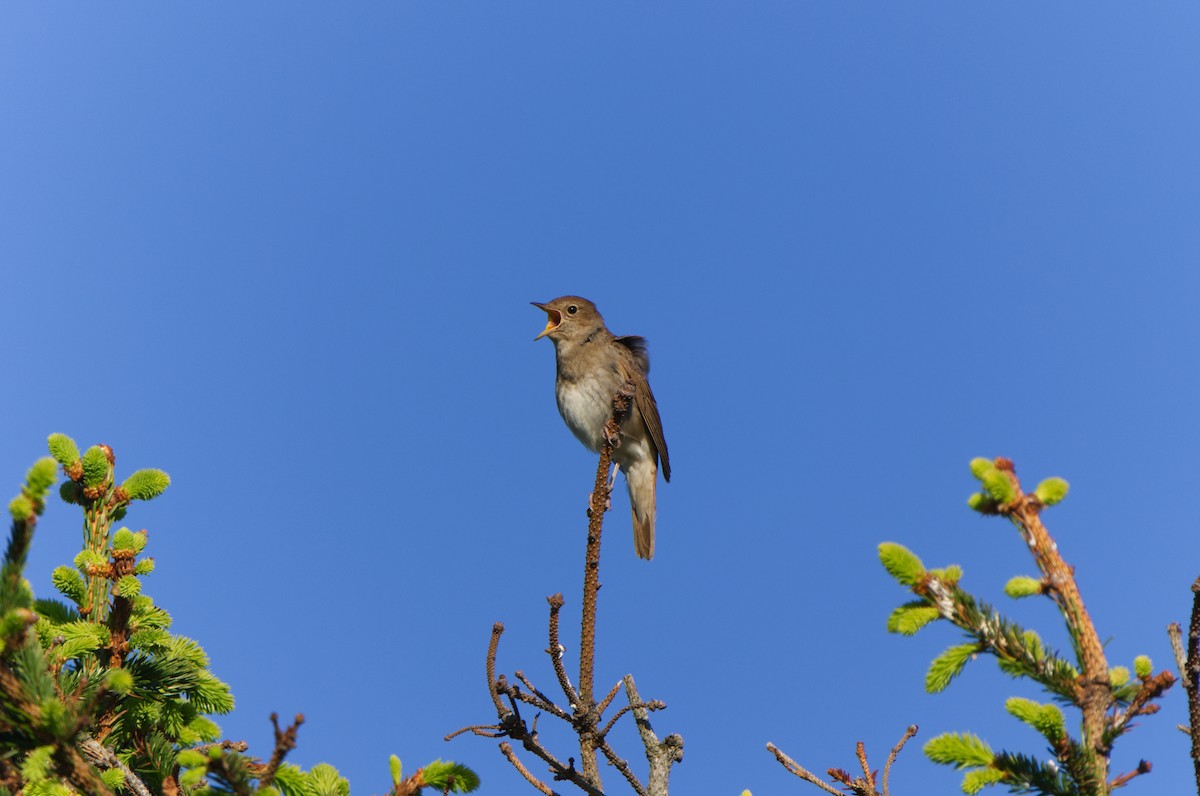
2, 3, 1198, 794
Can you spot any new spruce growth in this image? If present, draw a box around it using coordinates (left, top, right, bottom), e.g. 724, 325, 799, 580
881, 457, 1174, 796
0, 434, 479, 795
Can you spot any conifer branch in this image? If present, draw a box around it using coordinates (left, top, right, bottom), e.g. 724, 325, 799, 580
79, 735, 153, 796
487, 622, 507, 715
992, 460, 1109, 769
500, 742, 557, 795
886, 458, 1175, 795
767, 742, 844, 795
547, 593, 580, 708
258, 712, 304, 787
882, 725, 918, 796
768, 725, 917, 796
623, 675, 681, 796
453, 386, 680, 793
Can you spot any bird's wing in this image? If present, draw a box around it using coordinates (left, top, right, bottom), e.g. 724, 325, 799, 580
614, 335, 651, 374
618, 353, 671, 483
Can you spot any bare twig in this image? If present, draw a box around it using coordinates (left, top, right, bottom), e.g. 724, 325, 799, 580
767, 743, 843, 796
854, 741, 871, 784
258, 712, 304, 787
624, 675, 682, 796
516, 670, 569, 719
500, 742, 557, 796
882, 725, 917, 796
1109, 759, 1152, 789
487, 623, 507, 716
769, 725, 918, 796
79, 735, 153, 796
547, 594, 579, 708
596, 736, 646, 796
1185, 578, 1200, 793
597, 680, 622, 715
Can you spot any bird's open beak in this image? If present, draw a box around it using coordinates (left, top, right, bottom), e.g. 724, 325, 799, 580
532, 302, 561, 341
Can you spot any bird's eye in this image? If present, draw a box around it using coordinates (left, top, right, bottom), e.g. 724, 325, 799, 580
567, 305, 578, 315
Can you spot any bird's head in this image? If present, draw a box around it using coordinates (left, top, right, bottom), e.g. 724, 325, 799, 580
532, 296, 603, 343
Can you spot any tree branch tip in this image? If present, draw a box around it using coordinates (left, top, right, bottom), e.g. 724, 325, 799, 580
547, 593, 565, 608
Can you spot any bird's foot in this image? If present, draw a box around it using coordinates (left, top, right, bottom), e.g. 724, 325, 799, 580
602, 419, 622, 449
586, 489, 612, 517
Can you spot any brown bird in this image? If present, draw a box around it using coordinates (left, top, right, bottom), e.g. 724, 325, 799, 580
532, 296, 671, 559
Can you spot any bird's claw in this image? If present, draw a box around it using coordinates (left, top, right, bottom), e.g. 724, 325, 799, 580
602, 419, 622, 449
587, 490, 612, 517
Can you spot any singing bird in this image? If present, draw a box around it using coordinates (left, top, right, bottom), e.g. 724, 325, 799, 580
532, 296, 671, 559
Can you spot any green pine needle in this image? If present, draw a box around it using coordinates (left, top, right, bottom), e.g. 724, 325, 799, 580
20, 746, 55, 783
1134, 655, 1153, 679
307, 763, 350, 796
8, 496, 33, 522
1003, 576, 1042, 598
1034, 477, 1069, 506
962, 767, 1006, 794
930, 564, 963, 583
46, 434, 79, 467
980, 469, 1015, 503
926, 643, 978, 693
100, 768, 126, 790
886, 602, 941, 635
50, 566, 86, 605
104, 667, 134, 695
422, 760, 481, 793
966, 492, 992, 512
968, 458, 995, 480
115, 575, 141, 599
878, 543, 926, 586
80, 446, 110, 488
925, 732, 995, 769
58, 480, 81, 505
389, 755, 403, 785
25, 458, 58, 496
122, 469, 171, 501
1005, 697, 1065, 742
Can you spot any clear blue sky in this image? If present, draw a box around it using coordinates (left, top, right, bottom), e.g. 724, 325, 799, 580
2, 3, 1198, 794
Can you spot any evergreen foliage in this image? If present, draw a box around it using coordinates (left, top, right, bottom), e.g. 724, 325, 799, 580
881, 457, 1173, 796
0, 434, 478, 795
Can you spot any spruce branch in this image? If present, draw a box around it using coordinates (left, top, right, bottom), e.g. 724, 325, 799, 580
885, 458, 1175, 795
992, 460, 1110, 762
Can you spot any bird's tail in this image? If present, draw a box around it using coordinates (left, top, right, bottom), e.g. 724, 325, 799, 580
625, 459, 657, 560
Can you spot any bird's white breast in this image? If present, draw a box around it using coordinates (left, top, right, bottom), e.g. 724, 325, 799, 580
556, 375, 614, 453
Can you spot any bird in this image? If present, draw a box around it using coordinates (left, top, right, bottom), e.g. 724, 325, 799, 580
532, 296, 671, 559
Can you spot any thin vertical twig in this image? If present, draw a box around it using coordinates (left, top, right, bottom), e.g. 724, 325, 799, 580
1187, 579, 1200, 793
577, 383, 634, 787
882, 725, 917, 796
